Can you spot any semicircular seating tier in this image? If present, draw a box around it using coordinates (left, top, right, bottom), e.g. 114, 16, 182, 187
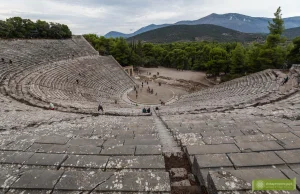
161, 66, 300, 115
0, 36, 135, 113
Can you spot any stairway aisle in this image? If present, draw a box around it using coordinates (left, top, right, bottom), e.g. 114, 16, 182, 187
153, 108, 181, 153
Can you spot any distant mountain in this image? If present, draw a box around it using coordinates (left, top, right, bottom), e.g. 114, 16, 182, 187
104, 24, 170, 38
175, 13, 300, 33
104, 13, 300, 38
283, 27, 300, 39
127, 24, 266, 43
104, 31, 131, 38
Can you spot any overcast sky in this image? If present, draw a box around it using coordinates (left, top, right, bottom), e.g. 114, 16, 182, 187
0, 0, 299, 35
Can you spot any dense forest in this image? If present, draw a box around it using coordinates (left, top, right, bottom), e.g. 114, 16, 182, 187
85, 7, 299, 81
0, 17, 72, 39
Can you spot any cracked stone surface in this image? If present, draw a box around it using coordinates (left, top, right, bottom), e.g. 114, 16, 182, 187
27, 144, 69, 154
106, 156, 165, 169
0, 151, 34, 165
11, 169, 64, 189
54, 171, 113, 191
23, 153, 67, 167
61, 155, 109, 169
66, 145, 102, 155
135, 145, 162, 155
0, 168, 21, 190
35, 136, 70, 145
0, 114, 172, 192
100, 145, 135, 156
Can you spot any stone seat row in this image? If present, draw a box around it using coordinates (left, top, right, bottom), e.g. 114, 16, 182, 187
160, 111, 300, 193
0, 36, 136, 114
161, 68, 299, 114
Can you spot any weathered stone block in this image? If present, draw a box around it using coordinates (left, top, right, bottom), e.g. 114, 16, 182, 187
11, 169, 64, 189
228, 152, 285, 168
186, 144, 240, 155
62, 155, 109, 169
106, 156, 165, 169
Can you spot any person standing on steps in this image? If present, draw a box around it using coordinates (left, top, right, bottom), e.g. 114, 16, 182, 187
98, 104, 104, 113
49, 103, 54, 110
282, 76, 289, 85
142, 107, 147, 113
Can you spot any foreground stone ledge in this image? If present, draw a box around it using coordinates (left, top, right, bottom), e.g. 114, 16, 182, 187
207, 168, 291, 194
95, 172, 171, 192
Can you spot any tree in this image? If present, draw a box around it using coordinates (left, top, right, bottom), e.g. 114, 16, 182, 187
288, 37, 300, 64
136, 40, 143, 57
110, 38, 131, 66
230, 43, 246, 74
0, 20, 12, 38
36, 20, 50, 38
6, 17, 25, 38
258, 7, 286, 69
268, 7, 284, 35
245, 44, 262, 72
48, 23, 72, 38
206, 47, 228, 76
0, 17, 71, 39
22, 19, 36, 38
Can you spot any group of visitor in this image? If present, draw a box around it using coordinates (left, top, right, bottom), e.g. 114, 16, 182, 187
142, 107, 151, 113
147, 86, 154, 94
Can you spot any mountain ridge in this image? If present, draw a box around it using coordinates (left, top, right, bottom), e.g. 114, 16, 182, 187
104, 13, 300, 38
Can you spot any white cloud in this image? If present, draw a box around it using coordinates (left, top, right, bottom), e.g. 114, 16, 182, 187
0, 0, 299, 35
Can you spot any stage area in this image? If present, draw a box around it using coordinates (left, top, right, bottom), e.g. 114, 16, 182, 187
138, 66, 211, 85
127, 80, 175, 104
126, 67, 210, 105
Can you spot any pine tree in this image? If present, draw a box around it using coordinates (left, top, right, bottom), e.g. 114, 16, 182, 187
268, 7, 284, 35
230, 43, 246, 74
258, 7, 286, 69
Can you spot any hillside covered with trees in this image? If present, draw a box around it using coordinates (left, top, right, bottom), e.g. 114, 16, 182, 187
0, 17, 72, 39
283, 26, 300, 39
85, 7, 300, 82
126, 24, 265, 43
